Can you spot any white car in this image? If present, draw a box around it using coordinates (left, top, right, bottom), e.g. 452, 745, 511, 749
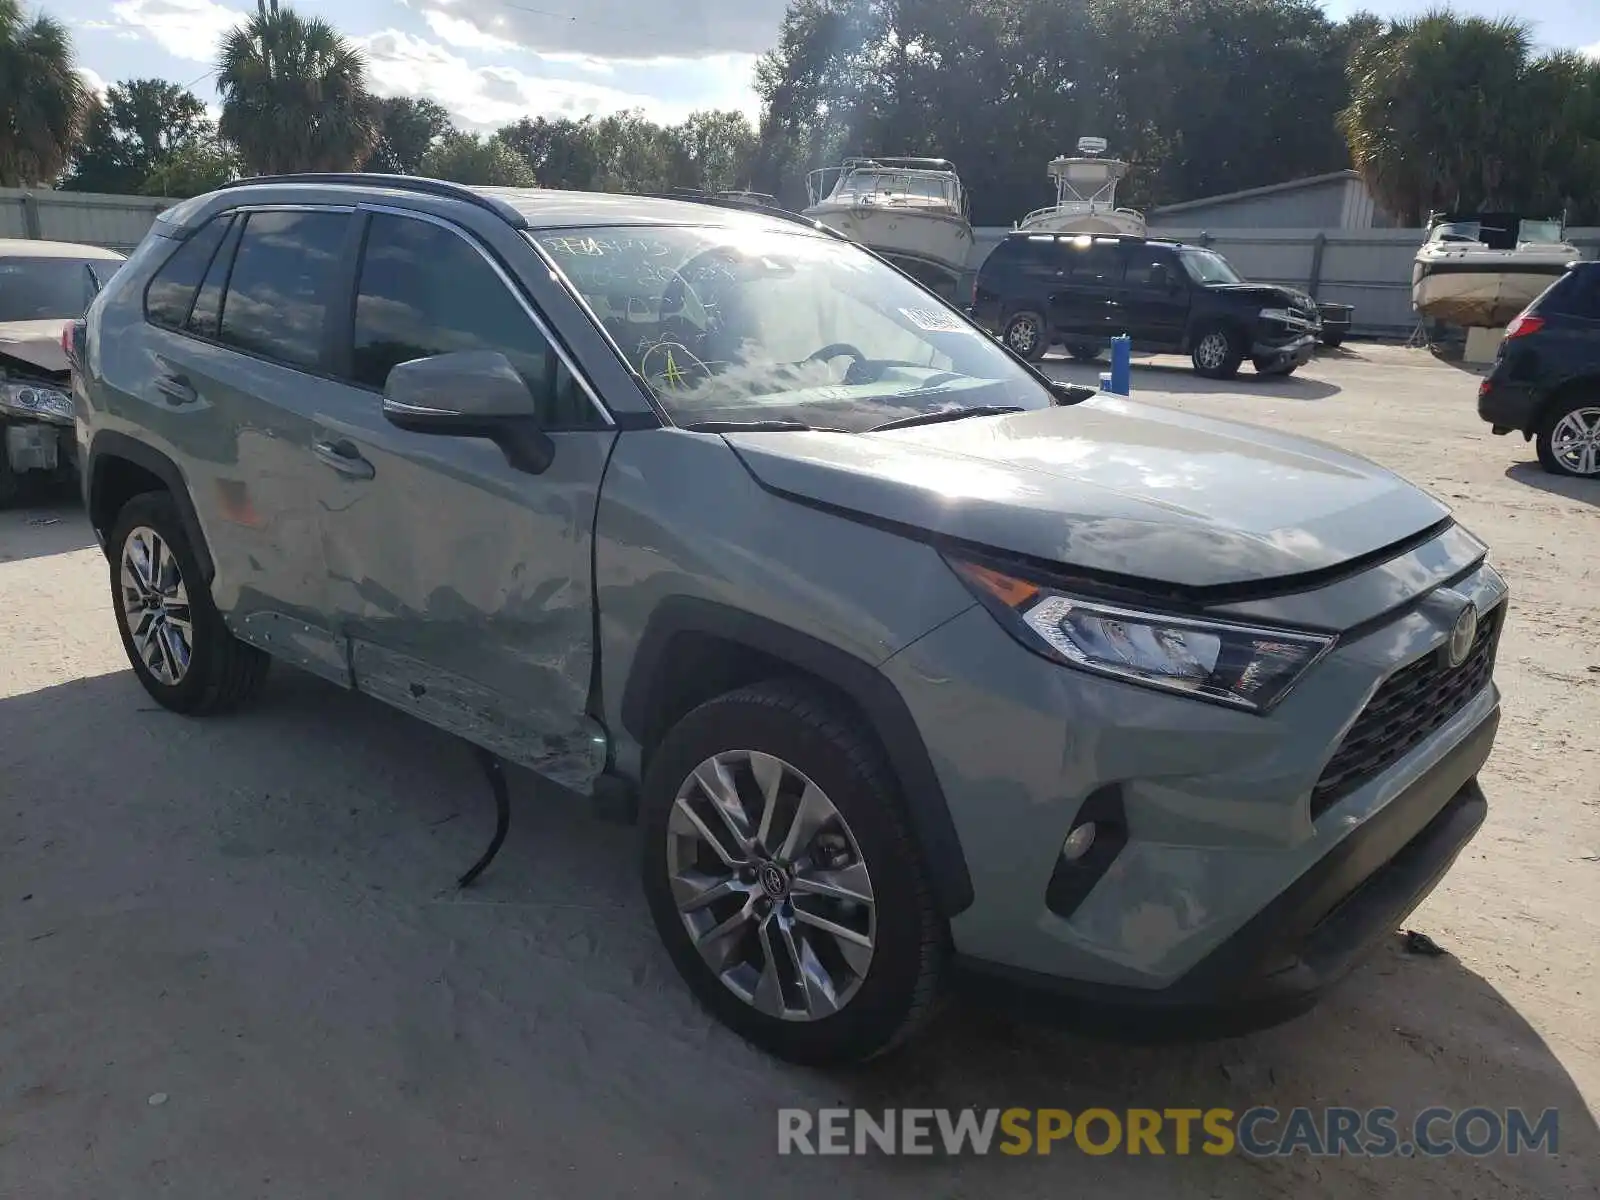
0, 237, 126, 503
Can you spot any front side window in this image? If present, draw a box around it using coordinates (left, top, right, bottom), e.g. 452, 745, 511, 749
1178, 248, 1244, 286
348, 213, 596, 428
538, 224, 1055, 432
218, 209, 349, 369
1124, 250, 1179, 290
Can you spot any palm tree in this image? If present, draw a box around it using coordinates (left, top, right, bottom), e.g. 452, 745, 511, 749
216, 0, 377, 176
1338, 10, 1534, 224
0, 0, 92, 186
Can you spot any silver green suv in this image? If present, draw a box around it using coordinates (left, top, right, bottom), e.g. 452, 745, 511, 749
73, 175, 1505, 1064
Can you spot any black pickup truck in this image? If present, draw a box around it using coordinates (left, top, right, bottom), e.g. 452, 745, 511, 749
971, 232, 1322, 379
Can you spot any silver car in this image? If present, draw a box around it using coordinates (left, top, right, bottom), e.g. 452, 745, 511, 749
73, 176, 1505, 1064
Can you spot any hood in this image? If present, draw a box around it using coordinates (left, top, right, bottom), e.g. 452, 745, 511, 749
0, 319, 70, 375
1204, 282, 1316, 309
724, 398, 1450, 590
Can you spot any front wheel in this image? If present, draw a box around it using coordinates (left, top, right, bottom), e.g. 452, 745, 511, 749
640, 681, 945, 1065
1536, 398, 1600, 478
109, 491, 270, 714
1002, 311, 1049, 361
1191, 326, 1244, 379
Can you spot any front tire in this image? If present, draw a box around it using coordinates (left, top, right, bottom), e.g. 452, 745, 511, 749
1003, 310, 1049, 361
1191, 326, 1244, 379
1536, 398, 1600, 478
640, 681, 945, 1065
109, 491, 270, 714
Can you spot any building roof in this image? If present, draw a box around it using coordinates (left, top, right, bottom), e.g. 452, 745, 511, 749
1148, 170, 1362, 217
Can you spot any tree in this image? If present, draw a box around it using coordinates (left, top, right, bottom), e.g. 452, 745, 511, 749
1338, 11, 1600, 224
669, 110, 758, 192
495, 115, 602, 189
142, 138, 241, 198
419, 130, 536, 186
0, 0, 91, 186
63, 79, 211, 194
363, 96, 453, 174
216, 0, 378, 175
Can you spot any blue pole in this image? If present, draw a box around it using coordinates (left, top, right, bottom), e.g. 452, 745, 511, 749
1110, 334, 1132, 395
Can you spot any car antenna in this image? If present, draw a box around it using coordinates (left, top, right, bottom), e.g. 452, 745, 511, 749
456, 742, 512, 888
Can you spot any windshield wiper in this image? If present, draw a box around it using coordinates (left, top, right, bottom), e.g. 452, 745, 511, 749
682, 419, 816, 433
866, 405, 1024, 433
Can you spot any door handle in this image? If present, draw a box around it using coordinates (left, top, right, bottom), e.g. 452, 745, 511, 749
313, 439, 375, 480
155, 373, 197, 404
1104, 299, 1122, 307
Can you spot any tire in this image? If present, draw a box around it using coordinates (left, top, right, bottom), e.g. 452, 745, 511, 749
109, 490, 270, 714
1320, 333, 1345, 349
1535, 397, 1600, 478
1190, 325, 1244, 379
1067, 344, 1102, 363
640, 680, 946, 1065
1002, 310, 1049, 361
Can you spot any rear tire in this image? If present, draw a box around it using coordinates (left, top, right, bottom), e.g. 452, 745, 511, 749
640, 680, 946, 1065
1535, 397, 1600, 478
1191, 326, 1244, 379
1067, 344, 1102, 363
1002, 310, 1049, 361
109, 491, 270, 714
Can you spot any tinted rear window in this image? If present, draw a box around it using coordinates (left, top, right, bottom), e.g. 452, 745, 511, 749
145, 217, 232, 330
983, 237, 1049, 277
1539, 266, 1600, 317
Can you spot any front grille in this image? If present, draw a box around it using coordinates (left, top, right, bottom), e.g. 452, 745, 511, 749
1310, 606, 1502, 819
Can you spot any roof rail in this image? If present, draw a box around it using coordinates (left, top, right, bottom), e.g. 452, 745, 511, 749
634, 190, 850, 240
214, 173, 530, 228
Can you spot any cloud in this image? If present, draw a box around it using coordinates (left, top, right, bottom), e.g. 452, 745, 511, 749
357, 29, 759, 127
77, 66, 111, 100
1582, 41, 1600, 59
107, 0, 247, 63
414, 0, 788, 61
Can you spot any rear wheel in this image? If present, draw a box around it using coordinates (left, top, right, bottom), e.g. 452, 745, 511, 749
1067, 344, 1102, 363
640, 681, 945, 1065
1003, 310, 1048, 361
1536, 399, 1600, 478
109, 491, 270, 714
1191, 326, 1243, 379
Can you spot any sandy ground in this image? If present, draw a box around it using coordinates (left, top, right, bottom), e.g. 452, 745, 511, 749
1, 344, 1596, 1199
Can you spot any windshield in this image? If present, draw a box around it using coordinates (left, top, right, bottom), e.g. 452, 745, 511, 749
0, 256, 114, 322
833, 171, 957, 207
1178, 247, 1243, 285
536, 224, 1052, 432
1519, 219, 1564, 244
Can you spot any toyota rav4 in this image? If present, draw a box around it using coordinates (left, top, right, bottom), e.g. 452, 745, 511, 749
74, 175, 1505, 1064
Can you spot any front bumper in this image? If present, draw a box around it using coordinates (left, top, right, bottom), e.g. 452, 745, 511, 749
879, 549, 1505, 1022
1251, 332, 1318, 369
953, 720, 1492, 1039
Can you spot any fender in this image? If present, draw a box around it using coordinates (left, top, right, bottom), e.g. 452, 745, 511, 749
86, 430, 215, 583
621, 596, 975, 917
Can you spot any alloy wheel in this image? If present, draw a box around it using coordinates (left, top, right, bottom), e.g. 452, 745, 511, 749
666, 750, 876, 1021
1550, 407, 1600, 476
119, 526, 194, 685
1196, 332, 1229, 371
1007, 317, 1039, 354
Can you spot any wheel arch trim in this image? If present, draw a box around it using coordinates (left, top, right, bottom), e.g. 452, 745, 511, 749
86, 431, 215, 583
620, 596, 975, 917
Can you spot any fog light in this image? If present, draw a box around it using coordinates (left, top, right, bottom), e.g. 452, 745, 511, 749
1061, 822, 1097, 862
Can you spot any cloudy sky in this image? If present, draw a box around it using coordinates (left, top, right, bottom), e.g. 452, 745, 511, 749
56, 0, 1600, 131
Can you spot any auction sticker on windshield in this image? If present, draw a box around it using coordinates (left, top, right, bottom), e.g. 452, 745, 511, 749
899, 306, 975, 334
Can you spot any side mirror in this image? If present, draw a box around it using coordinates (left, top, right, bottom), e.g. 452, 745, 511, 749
382, 350, 554, 474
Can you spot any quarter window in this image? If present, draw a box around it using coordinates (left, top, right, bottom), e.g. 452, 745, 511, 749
186, 216, 244, 339
144, 215, 233, 330
217, 209, 350, 369
349, 213, 598, 428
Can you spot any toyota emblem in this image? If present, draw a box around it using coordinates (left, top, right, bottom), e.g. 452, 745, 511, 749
757, 862, 789, 899
1447, 603, 1478, 669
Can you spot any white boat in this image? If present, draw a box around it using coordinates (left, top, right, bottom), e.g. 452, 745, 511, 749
1016, 138, 1146, 237
802, 157, 974, 291
1412, 212, 1579, 328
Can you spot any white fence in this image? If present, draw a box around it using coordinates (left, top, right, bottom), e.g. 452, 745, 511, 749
971, 225, 1600, 337
7, 187, 1597, 339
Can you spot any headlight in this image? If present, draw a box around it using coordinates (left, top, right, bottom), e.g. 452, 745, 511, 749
949, 557, 1336, 712
0, 382, 74, 424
